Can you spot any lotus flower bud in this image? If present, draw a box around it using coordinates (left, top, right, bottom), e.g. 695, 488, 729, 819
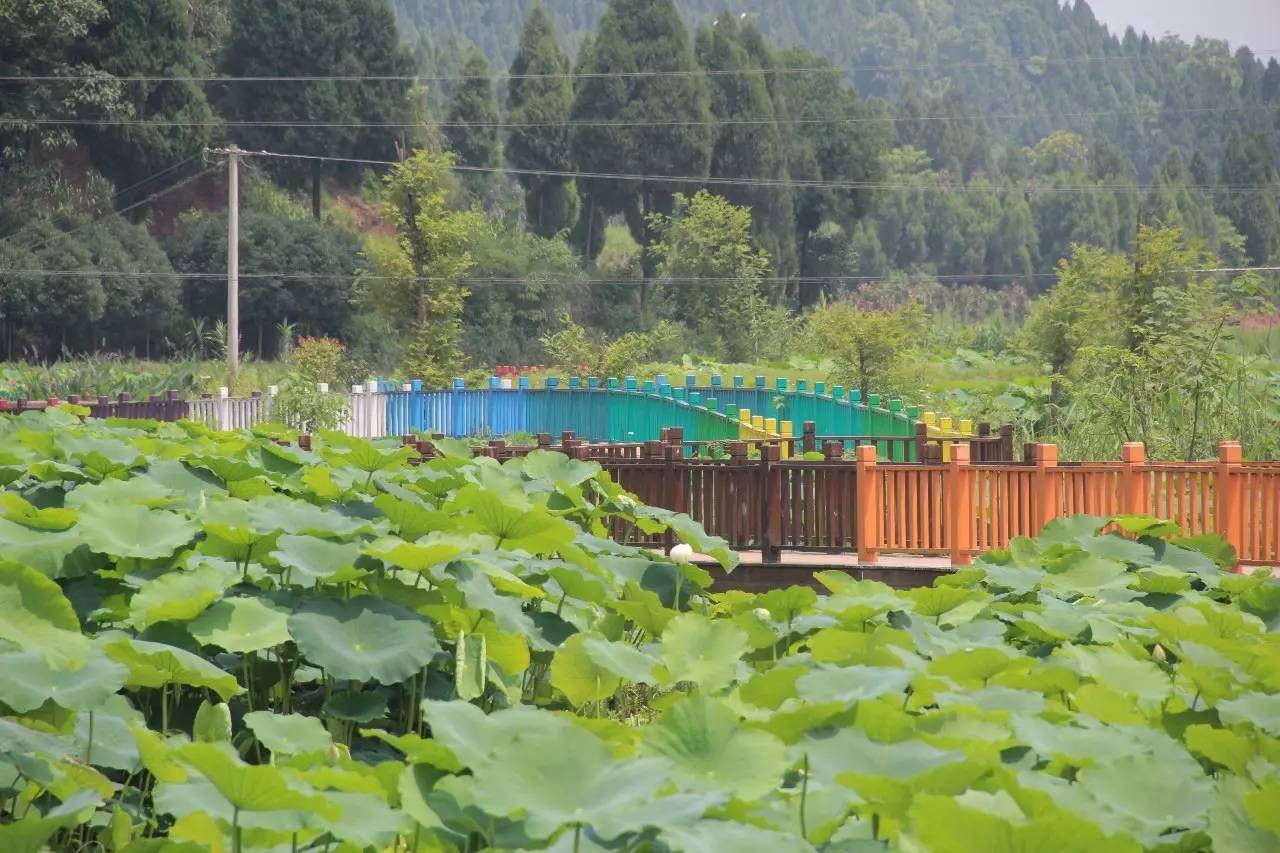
670, 543, 694, 564
1152, 643, 1166, 662
193, 700, 232, 743
752, 607, 771, 622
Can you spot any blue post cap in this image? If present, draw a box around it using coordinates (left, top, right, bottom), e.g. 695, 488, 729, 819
626, 376, 638, 391
656, 374, 668, 387
661, 384, 674, 398
796, 379, 808, 393
643, 380, 656, 394
569, 376, 581, 389
711, 375, 722, 387
587, 377, 600, 389
412, 379, 423, 392
733, 375, 744, 387
776, 378, 788, 392
689, 392, 701, 405
815, 381, 826, 395
832, 384, 843, 399
755, 376, 767, 388
518, 376, 530, 389
452, 377, 466, 389
850, 390, 862, 404
685, 374, 696, 387
673, 388, 685, 400
489, 376, 501, 389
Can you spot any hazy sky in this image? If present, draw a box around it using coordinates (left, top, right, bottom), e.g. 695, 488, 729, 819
1086, 1, 1280, 54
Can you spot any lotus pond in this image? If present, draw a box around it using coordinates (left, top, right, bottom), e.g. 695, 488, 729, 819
1, 407, 1279, 852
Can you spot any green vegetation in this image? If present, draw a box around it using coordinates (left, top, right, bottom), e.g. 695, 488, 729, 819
1, 412, 1279, 850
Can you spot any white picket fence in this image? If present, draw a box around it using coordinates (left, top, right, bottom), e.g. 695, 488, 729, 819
185, 384, 395, 438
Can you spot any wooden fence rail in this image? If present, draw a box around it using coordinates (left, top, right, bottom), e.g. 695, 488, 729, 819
418, 436, 1279, 569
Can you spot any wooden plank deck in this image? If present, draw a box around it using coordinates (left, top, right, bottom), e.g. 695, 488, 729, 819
696, 551, 953, 592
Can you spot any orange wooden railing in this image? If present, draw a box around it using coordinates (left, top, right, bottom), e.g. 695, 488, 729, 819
860, 441, 1280, 568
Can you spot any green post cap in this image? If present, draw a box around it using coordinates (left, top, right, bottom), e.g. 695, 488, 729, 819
850, 390, 862, 404
707, 398, 719, 412
625, 376, 637, 391
890, 399, 903, 412
643, 380, 656, 393
608, 377, 620, 389
796, 380, 808, 393
814, 382, 825, 395
907, 405, 921, 419
776, 378, 788, 391
832, 385, 844, 399
868, 394, 881, 408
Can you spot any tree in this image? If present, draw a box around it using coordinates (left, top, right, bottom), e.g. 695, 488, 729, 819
802, 301, 926, 400
506, 3, 579, 238
444, 46, 502, 196
1217, 129, 1280, 265
72, 0, 212, 204
222, 0, 413, 188
648, 190, 789, 362
167, 211, 362, 356
695, 14, 795, 283
357, 151, 485, 385
570, 0, 712, 303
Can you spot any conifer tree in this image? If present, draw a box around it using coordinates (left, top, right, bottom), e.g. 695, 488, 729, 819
1218, 129, 1280, 264
507, 4, 579, 237
445, 47, 502, 179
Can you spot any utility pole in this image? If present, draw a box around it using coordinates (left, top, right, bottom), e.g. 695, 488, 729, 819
226, 145, 240, 383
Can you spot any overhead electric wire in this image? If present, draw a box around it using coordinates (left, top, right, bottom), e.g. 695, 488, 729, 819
19, 102, 1280, 131
2, 47, 1278, 84
213, 149, 1279, 196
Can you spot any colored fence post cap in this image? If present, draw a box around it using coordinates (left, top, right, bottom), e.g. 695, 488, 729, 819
940, 416, 953, 431
755, 376, 767, 388
453, 378, 465, 389
733, 375, 744, 387
796, 379, 808, 393
501, 378, 513, 389
587, 377, 600, 389
868, 393, 881, 408
268, 385, 279, 396
707, 398, 718, 412
739, 408, 751, 423
607, 377, 619, 389
923, 411, 936, 426
411, 379, 423, 392
907, 405, 921, 419
672, 387, 684, 400
814, 381, 825, 395
489, 376, 501, 389
352, 384, 363, 394
775, 377, 788, 391
890, 399, 903, 413
656, 374, 668, 387
689, 392, 701, 405
569, 376, 581, 389
685, 374, 696, 387
643, 380, 656, 393
316, 383, 328, 394
711, 375, 722, 387
219, 386, 230, 399
626, 376, 638, 391
832, 385, 844, 399
518, 376, 530, 389
781, 420, 793, 436
546, 376, 560, 388
753, 415, 765, 430
765, 418, 777, 433
850, 390, 862, 404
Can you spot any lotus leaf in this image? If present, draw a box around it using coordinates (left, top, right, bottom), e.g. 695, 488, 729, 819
288, 596, 439, 684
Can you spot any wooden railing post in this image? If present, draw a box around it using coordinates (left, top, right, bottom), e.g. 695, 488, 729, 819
855, 444, 879, 565
914, 421, 929, 462
949, 443, 975, 566
759, 443, 783, 564
802, 421, 817, 454
999, 424, 1015, 462
1032, 443, 1060, 535
1216, 441, 1244, 568
1120, 443, 1147, 516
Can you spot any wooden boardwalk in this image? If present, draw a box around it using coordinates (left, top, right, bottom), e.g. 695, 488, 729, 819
698, 551, 953, 592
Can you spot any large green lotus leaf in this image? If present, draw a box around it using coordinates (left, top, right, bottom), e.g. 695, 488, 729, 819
0, 492, 76, 530
248, 495, 372, 539
65, 476, 178, 510
187, 596, 292, 652
0, 789, 101, 853
463, 709, 718, 839
73, 702, 141, 773
1209, 775, 1280, 853
0, 561, 90, 667
631, 506, 738, 571
175, 742, 336, 814
1057, 645, 1172, 708
904, 792, 1141, 853
934, 686, 1046, 715
1040, 553, 1131, 594
0, 514, 95, 579
796, 665, 914, 705
659, 613, 748, 692
77, 503, 198, 559
323, 689, 388, 723
322, 441, 415, 476
902, 586, 982, 619
662, 821, 815, 853
551, 632, 624, 707
1183, 725, 1253, 776
188, 454, 265, 484
0, 648, 127, 712
371, 494, 450, 541
129, 560, 237, 630
142, 460, 227, 507
583, 636, 660, 685
1009, 714, 1183, 766
366, 537, 464, 573
270, 534, 362, 583
312, 790, 411, 849
1246, 779, 1280, 836
288, 596, 439, 684
508, 451, 602, 487
454, 489, 575, 554
1076, 753, 1211, 844
361, 729, 462, 771
1217, 693, 1280, 736
754, 586, 819, 623
641, 694, 788, 799
422, 701, 562, 768
1039, 515, 1111, 543
803, 728, 962, 783
101, 635, 241, 699
243, 711, 332, 756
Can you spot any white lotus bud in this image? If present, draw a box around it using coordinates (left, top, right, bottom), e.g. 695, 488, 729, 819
1152, 643, 1166, 662
752, 608, 771, 622
670, 543, 694, 564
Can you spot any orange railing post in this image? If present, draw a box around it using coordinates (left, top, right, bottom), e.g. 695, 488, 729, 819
1032, 443, 1060, 535
949, 443, 975, 566
1120, 442, 1147, 516
855, 444, 880, 565
1216, 441, 1244, 569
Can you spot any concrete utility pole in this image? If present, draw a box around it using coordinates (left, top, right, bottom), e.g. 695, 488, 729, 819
226, 145, 240, 383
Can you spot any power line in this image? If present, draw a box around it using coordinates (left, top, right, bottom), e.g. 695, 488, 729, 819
3, 48, 1278, 84
223, 148, 1279, 195
3, 267, 1275, 286
19, 103, 1280, 131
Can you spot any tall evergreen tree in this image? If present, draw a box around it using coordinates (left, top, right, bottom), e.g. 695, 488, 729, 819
1218, 129, 1280, 264
507, 4, 579, 238
570, 0, 712, 301
222, 0, 413, 188
696, 13, 795, 285
444, 46, 502, 181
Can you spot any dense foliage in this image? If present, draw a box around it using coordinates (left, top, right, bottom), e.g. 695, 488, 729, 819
2, 412, 1279, 851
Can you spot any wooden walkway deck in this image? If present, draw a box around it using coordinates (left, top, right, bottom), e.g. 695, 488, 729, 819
697, 551, 953, 592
